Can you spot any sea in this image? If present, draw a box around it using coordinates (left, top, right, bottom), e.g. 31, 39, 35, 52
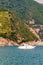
0, 46, 43, 65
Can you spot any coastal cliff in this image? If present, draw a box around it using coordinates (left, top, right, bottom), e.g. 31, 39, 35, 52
0, 0, 43, 46
0, 11, 38, 44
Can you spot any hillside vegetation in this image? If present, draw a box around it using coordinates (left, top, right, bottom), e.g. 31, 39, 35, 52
0, 0, 43, 24
0, 0, 43, 43
0, 11, 38, 43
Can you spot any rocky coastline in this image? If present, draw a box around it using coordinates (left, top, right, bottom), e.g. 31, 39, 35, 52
0, 37, 19, 46
0, 37, 43, 46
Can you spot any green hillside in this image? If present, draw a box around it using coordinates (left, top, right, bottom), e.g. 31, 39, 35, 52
0, 0, 43, 24
0, 0, 43, 43
0, 11, 38, 43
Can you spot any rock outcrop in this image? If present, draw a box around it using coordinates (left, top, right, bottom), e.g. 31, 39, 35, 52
0, 37, 43, 46
0, 37, 18, 46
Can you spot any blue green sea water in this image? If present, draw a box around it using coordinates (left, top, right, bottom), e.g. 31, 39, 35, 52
0, 46, 43, 65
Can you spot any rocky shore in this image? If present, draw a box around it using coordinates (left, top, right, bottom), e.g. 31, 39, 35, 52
26, 41, 43, 46
0, 37, 19, 46
0, 37, 43, 46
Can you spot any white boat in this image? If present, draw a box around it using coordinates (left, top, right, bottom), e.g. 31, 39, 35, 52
18, 43, 36, 49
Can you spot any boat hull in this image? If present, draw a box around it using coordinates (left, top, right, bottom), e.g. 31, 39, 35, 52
18, 45, 36, 49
